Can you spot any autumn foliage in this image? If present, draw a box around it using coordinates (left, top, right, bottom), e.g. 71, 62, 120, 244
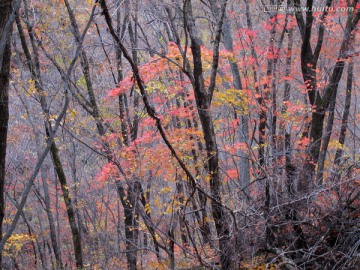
0, 0, 359, 269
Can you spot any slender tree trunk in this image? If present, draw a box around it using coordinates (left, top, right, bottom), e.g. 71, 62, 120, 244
176, 180, 189, 248
172, 103, 190, 249
42, 172, 63, 269
116, 0, 131, 146
164, 9, 213, 247
114, 2, 144, 268
333, 59, 354, 175
49, 140, 84, 268
123, 186, 139, 270
244, 0, 267, 171
316, 98, 337, 183
16, 11, 84, 267
208, 0, 250, 189
184, 1, 234, 268
15, 80, 63, 269
263, 13, 277, 246
186, 106, 211, 245
280, 28, 294, 192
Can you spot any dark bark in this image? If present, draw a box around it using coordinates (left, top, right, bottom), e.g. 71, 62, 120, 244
0, 0, 15, 267
123, 4, 142, 268
117, 7, 141, 268
333, 59, 354, 173
294, 0, 359, 192
208, 0, 250, 189
0, 36, 10, 270
184, 1, 234, 269
116, 182, 164, 264
126, 3, 140, 143
196, 184, 212, 245
316, 98, 337, 183
0, 0, 20, 68
115, 0, 131, 146
281, 28, 294, 191
122, 183, 140, 270
185, 94, 212, 245
176, 180, 189, 248
293, 0, 323, 191
49, 137, 84, 268
164, 14, 213, 246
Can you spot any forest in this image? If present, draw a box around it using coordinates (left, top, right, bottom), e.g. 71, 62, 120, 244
0, 0, 359, 269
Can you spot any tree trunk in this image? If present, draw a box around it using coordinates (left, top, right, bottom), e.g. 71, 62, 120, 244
15, 80, 63, 269
208, 0, 250, 190
244, 0, 266, 171
295, 0, 359, 192
333, 59, 354, 175
16, 11, 84, 267
0, 0, 14, 267
184, 1, 234, 268
49, 140, 84, 268
280, 28, 294, 192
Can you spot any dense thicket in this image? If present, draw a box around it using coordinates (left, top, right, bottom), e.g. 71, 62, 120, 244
0, 0, 359, 269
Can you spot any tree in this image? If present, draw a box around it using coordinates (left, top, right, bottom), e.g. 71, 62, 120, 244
0, 0, 19, 267
294, 0, 360, 189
